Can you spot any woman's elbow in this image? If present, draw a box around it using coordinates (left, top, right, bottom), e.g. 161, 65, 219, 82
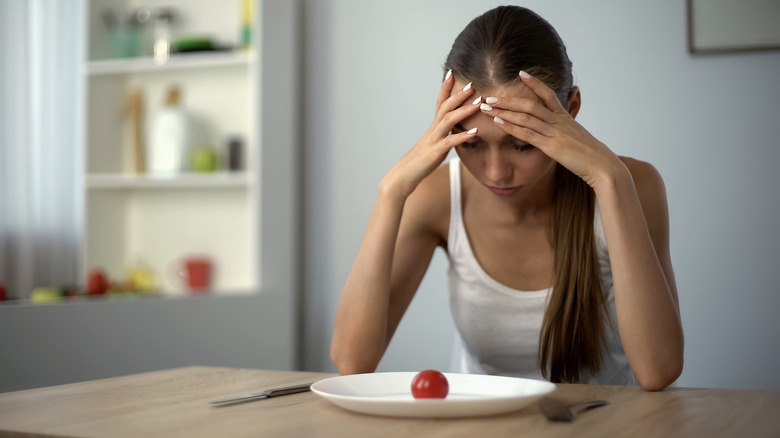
331, 345, 379, 375
635, 359, 683, 391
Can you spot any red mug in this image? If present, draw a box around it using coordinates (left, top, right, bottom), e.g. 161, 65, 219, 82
87, 268, 110, 295
181, 257, 212, 292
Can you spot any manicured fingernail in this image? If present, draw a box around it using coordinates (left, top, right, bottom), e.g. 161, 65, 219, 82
467, 128, 478, 134
445, 69, 452, 81
485, 97, 498, 104
519, 70, 531, 79
472, 96, 482, 105
462, 82, 472, 92
494, 116, 505, 125
480, 103, 493, 112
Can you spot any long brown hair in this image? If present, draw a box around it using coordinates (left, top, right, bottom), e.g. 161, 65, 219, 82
444, 6, 608, 383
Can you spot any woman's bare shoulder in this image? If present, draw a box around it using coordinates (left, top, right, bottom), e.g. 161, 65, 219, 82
618, 156, 669, 230
618, 156, 666, 196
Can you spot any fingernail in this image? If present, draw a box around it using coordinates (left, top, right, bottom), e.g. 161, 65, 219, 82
485, 97, 499, 104
462, 82, 472, 92
519, 70, 531, 79
494, 116, 505, 125
471, 96, 482, 105
467, 128, 478, 134
480, 103, 493, 112
445, 69, 452, 81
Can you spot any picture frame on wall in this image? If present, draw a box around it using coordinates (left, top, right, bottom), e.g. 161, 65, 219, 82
687, 0, 780, 54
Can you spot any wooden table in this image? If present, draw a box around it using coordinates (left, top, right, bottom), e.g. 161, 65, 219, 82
1, 366, 778, 437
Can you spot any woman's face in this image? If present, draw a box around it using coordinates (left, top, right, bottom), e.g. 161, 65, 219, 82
451, 81, 557, 203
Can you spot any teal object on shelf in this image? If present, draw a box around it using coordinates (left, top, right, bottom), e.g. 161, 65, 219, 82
111, 28, 141, 58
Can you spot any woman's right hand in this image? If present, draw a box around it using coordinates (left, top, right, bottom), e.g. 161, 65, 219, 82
380, 70, 481, 200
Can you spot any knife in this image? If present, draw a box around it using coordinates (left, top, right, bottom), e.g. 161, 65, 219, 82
210, 382, 313, 407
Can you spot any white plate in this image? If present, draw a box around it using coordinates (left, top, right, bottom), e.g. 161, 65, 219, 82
311, 372, 555, 418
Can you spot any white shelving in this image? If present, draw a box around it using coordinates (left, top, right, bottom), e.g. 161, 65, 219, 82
81, 0, 260, 295
0, 0, 300, 394
86, 51, 253, 76
86, 171, 254, 189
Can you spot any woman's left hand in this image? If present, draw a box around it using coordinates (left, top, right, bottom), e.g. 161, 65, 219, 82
481, 71, 625, 189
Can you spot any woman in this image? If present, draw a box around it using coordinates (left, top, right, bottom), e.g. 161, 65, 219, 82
331, 6, 683, 391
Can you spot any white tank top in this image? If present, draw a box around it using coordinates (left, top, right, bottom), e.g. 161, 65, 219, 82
447, 157, 636, 385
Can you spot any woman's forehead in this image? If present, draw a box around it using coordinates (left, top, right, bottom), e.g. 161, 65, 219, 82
451, 80, 539, 101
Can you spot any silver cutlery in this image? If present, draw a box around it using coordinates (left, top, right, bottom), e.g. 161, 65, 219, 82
210, 382, 313, 407
538, 397, 609, 422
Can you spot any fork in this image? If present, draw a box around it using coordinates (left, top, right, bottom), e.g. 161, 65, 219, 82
538, 397, 609, 422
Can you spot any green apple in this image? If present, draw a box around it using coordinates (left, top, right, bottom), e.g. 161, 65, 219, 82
190, 146, 218, 172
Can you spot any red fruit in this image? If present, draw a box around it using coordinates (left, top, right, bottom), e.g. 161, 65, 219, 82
411, 370, 449, 399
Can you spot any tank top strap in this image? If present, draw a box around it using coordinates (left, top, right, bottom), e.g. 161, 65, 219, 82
593, 201, 608, 254
448, 157, 462, 249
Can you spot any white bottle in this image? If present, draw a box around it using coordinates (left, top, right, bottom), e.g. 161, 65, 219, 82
148, 86, 190, 174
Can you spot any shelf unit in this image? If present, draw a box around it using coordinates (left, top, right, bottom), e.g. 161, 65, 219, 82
0, 0, 300, 393
81, 0, 260, 295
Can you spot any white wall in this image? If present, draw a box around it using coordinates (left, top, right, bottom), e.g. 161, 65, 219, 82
301, 0, 780, 389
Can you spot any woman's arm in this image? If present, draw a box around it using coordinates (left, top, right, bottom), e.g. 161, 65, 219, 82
482, 71, 683, 390
331, 72, 481, 374
595, 157, 683, 391
330, 173, 442, 374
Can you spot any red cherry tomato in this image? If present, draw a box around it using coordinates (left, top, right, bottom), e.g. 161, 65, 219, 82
411, 370, 449, 399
